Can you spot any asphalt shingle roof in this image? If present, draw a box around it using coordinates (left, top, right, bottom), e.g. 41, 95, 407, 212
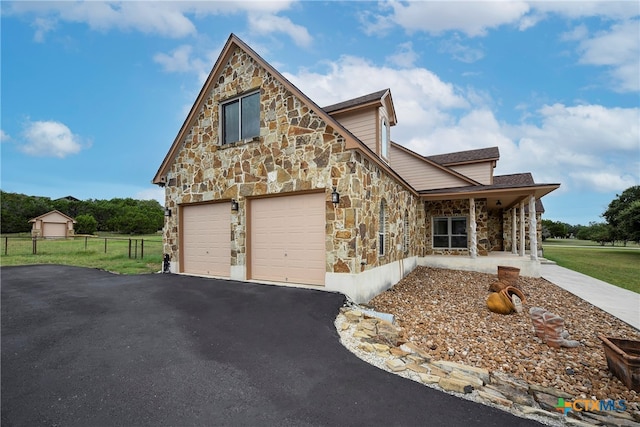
426, 147, 499, 165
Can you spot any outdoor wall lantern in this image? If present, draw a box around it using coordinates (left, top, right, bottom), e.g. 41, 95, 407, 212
496, 200, 502, 207
231, 199, 239, 211
331, 188, 340, 206
164, 207, 172, 217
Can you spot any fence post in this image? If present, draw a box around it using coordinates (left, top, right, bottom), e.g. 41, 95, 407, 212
85, 236, 88, 250
141, 239, 144, 259
104, 238, 107, 254
134, 239, 138, 259
4, 236, 7, 256
128, 239, 132, 259
32, 237, 37, 255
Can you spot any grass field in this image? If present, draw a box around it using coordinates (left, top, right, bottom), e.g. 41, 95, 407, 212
0, 234, 163, 274
543, 239, 640, 293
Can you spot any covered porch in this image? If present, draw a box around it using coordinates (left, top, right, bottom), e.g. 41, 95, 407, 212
419, 251, 546, 277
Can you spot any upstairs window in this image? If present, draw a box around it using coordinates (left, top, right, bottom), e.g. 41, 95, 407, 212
222, 91, 260, 144
381, 118, 389, 159
433, 217, 467, 249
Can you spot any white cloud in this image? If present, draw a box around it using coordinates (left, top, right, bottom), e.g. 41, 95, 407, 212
20, 120, 88, 158
573, 19, 640, 92
1, 129, 11, 142
386, 42, 418, 68
366, 1, 531, 37
247, 12, 313, 48
438, 36, 485, 63
6, 1, 306, 44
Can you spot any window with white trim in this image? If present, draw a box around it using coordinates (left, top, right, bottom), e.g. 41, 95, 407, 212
221, 91, 260, 144
433, 217, 467, 249
381, 118, 389, 159
403, 210, 409, 253
379, 200, 387, 256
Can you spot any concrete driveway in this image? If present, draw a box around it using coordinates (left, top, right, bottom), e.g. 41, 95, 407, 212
1, 265, 542, 426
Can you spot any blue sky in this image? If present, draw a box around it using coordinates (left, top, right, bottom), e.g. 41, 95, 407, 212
1, 1, 638, 226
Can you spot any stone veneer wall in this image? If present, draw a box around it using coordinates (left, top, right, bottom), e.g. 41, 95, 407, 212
424, 199, 489, 256
487, 209, 504, 251
162, 46, 420, 277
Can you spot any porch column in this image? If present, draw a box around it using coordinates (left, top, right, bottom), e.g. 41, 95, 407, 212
529, 194, 538, 260
469, 197, 477, 258
519, 200, 525, 257
511, 207, 517, 254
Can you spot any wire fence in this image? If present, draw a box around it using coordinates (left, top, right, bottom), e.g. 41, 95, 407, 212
2, 235, 163, 259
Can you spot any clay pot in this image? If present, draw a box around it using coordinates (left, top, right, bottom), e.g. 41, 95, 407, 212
488, 280, 508, 292
486, 286, 526, 315
497, 266, 520, 288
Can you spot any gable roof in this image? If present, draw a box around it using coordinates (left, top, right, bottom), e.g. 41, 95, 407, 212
322, 89, 397, 126
426, 147, 499, 166
29, 210, 76, 223
152, 34, 415, 195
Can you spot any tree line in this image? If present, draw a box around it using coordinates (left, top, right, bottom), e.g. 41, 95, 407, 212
1, 190, 164, 235
542, 185, 640, 246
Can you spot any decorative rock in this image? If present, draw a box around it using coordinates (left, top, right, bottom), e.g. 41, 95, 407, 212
405, 363, 428, 374
476, 390, 514, 407
418, 373, 440, 384
385, 359, 406, 372
406, 354, 425, 364
345, 310, 363, 322
528, 383, 574, 399
564, 418, 599, 427
439, 377, 474, 394
518, 406, 563, 420
423, 364, 449, 378
372, 343, 390, 352
353, 331, 372, 339
432, 360, 491, 384
357, 342, 374, 352
485, 384, 535, 407
449, 371, 484, 388
400, 342, 431, 359
490, 371, 529, 392
390, 347, 410, 357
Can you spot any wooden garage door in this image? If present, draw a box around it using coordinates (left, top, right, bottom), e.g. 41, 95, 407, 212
181, 203, 230, 277
43, 222, 66, 238
250, 193, 326, 286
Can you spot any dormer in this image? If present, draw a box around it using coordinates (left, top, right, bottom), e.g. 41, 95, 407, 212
323, 89, 397, 163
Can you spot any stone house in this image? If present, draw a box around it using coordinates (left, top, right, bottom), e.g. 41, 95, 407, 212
153, 34, 559, 302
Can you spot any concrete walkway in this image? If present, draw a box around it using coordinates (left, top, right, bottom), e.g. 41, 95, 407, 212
540, 262, 640, 330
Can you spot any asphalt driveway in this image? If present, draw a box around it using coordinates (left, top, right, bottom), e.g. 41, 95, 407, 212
1, 265, 542, 426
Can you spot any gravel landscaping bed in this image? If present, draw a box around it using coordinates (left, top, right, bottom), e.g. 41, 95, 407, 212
366, 266, 640, 404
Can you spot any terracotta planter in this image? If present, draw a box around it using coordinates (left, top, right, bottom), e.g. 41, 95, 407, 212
487, 286, 525, 315
497, 266, 520, 287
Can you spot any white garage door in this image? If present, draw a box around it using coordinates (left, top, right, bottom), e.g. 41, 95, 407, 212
43, 222, 67, 238
250, 192, 326, 286
181, 203, 230, 277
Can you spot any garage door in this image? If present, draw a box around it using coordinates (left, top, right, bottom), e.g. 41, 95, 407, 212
181, 203, 230, 277
250, 193, 326, 286
43, 222, 67, 238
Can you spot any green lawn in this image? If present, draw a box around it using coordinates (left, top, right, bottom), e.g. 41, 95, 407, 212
0, 234, 163, 274
543, 241, 640, 293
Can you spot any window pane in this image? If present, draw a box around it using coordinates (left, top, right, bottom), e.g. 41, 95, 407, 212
223, 100, 239, 144
451, 236, 468, 248
381, 120, 388, 158
433, 218, 448, 235
433, 236, 448, 248
451, 218, 467, 235
379, 233, 385, 255
241, 92, 260, 140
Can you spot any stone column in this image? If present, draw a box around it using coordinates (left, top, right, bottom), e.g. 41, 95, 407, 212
529, 194, 538, 260
469, 197, 477, 259
511, 207, 517, 254
519, 200, 525, 257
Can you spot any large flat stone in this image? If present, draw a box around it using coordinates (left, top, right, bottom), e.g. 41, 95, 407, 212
431, 360, 490, 384
385, 359, 406, 372
438, 377, 474, 394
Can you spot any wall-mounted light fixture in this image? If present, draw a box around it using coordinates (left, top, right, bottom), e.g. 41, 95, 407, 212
496, 200, 502, 207
331, 187, 340, 206
231, 199, 239, 211
164, 207, 172, 217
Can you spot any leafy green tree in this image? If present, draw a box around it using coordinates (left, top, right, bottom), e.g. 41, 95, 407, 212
603, 186, 640, 245
75, 214, 98, 235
